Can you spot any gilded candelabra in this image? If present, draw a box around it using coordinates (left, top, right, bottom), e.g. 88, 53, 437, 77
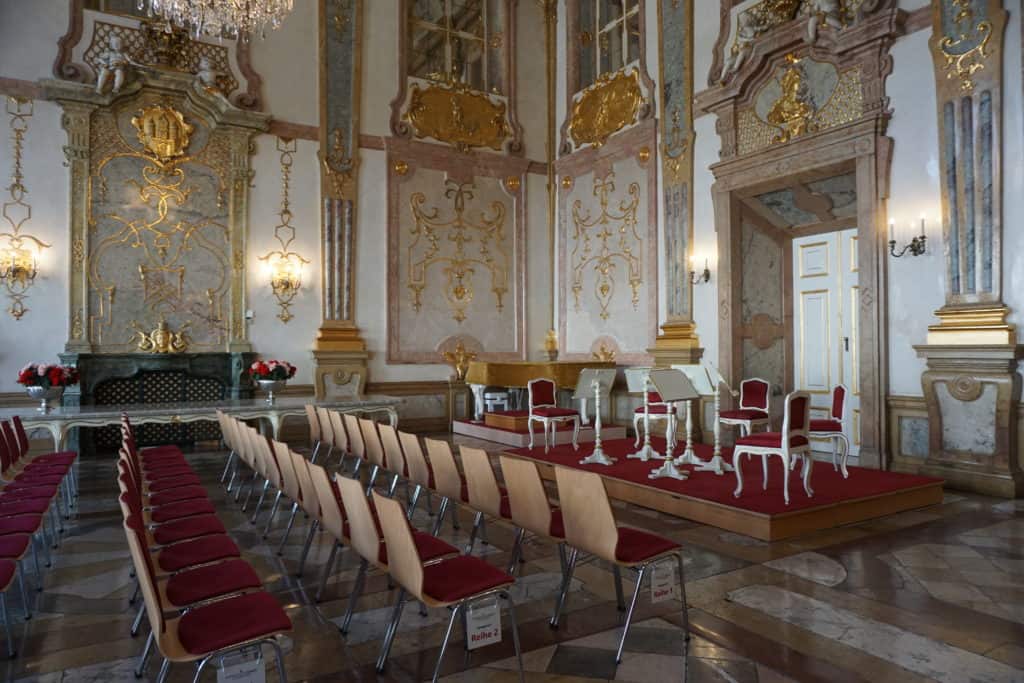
888, 217, 928, 258
260, 137, 309, 323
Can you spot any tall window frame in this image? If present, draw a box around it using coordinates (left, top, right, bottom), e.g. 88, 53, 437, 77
407, 0, 505, 95
591, 0, 642, 87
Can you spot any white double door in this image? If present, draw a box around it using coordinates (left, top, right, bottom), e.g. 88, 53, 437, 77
792, 229, 859, 457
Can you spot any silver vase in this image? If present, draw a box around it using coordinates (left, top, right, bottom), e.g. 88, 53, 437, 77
26, 386, 64, 413
256, 379, 286, 405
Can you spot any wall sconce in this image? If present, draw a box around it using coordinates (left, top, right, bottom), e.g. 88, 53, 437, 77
889, 216, 927, 258
259, 137, 309, 323
689, 256, 711, 285
1, 97, 50, 320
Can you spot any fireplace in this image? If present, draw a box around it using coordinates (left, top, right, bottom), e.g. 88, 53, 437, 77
59, 352, 256, 452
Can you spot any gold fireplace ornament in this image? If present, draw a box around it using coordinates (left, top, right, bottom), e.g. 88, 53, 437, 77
131, 317, 191, 353
131, 104, 193, 163
569, 69, 643, 149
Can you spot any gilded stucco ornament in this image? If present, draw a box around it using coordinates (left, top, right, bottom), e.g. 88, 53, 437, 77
130, 317, 191, 353
442, 340, 477, 381
766, 54, 816, 143
405, 77, 510, 152
569, 69, 644, 149
131, 104, 194, 163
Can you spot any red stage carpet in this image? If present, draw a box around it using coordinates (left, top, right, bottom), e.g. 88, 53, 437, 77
506, 439, 944, 533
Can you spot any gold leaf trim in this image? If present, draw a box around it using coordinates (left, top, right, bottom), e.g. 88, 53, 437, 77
569, 69, 643, 149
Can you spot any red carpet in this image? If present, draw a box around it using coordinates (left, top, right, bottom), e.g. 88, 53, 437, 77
506, 438, 943, 516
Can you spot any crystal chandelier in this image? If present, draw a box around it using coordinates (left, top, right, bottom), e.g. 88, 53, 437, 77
137, 0, 294, 40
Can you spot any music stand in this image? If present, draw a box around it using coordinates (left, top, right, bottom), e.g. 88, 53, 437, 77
672, 365, 712, 466
625, 367, 661, 461
695, 362, 734, 475
574, 368, 618, 466
647, 369, 698, 481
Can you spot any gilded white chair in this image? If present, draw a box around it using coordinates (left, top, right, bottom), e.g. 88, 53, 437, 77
809, 384, 851, 479
719, 378, 771, 436
732, 391, 813, 506
527, 378, 579, 452
632, 390, 676, 447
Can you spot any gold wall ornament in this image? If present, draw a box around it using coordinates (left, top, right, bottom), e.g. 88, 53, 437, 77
131, 104, 194, 164
405, 78, 510, 152
393, 160, 409, 176
130, 317, 191, 353
561, 175, 573, 190
543, 328, 559, 361
569, 69, 644, 149
571, 172, 642, 321
407, 179, 510, 324
441, 340, 478, 381
0, 97, 50, 321
766, 54, 816, 144
504, 176, 521, 191
259, 138, 310, 323
591, 341, 616, 362
637, 146, 650, 164
938, 19, 993, 93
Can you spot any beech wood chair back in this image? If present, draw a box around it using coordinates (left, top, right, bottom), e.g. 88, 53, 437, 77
499, 455, 553, 537
424, 437, 462, 502
460, 446, 502, 518
553, 467, 619, 563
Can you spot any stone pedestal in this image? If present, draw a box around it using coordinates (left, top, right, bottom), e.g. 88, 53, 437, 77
911, 344, 1022, 497
447, 379, 472, 430
312, 347, 369, 400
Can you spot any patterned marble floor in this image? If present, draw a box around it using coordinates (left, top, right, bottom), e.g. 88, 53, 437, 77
1, 434, 1022, 682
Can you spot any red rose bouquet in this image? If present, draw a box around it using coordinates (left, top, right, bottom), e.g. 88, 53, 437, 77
247, 360, 297, 382
17, 363, 79, 389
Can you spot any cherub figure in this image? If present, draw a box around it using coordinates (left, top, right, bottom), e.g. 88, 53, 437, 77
95, 35, 130, 94
721, 10, 763, 83
195, 55, 222, 93
806, 0, 844, 43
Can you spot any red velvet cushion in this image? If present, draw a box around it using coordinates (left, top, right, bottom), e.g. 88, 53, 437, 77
614, 527, 681, 564
152, 515, 226, 546
549, 508, 565, 539
0, 560, 14, 590
635, 404, 672, 414
809, 419, 842, 433
142, 445, 183, 458
147, 475, 202, 493
831, 386, 846, 421
32, 453, 77, 465
0, 483, 57, 497
647, 391, 663, 403
789, 395, 809, 431
13, 472, 63, 486
379, 530, 458, 565
421, 555, 514, 603
177, 592, 291, 655
150, 498, 216, 524
150, 486, 208, 506
165, 559, 262, 607
719, 409, 769, 421
530, 380, 557, 406
741, 379, 769, 410
157, 535, 241, 573
0, 498, 49, 515
0, 534, 30, 558
0, 516, 42, 535
145, 466, 196, 481
735, 432, 809, 448
531, 407, 578, 418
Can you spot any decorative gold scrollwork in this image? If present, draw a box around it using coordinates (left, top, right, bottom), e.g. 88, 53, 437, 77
131, 104, 193, 164
571, 172, 642, 321
405, 78, 510, 152
939, 21, 993, 93
407, 180, 509, 324
130, 317, 191, 353
569, 69, 644, 149
767, 54, 816, 144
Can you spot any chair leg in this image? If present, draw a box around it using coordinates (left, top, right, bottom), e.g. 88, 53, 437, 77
572, 416, 580, 451
838, 434, 850, 479
406, 485, 423, 519
0, 594, 12, 659
465, 511, 484, 555
276, 502, 300, 555
615, 565, 648, 663
387, 473, 401, 498
262, 490, 283, 539
762, 453, 769, 490
675, 553, 691, 640
375, 588, 407, 673
506, 527, 525, 575
732, 450, 745, 498
16, 564, 29, 620
612, 564, 626, 611
241, 475, 260, 512
135, 630, 155, 677
503, 592, 526, 683
340, 559, 368, 634
250, 480, 271, 524
220, 450, 236, 483
802, 453, 815, 498
831, 436, 839, 471
191, 655, 212, 683
130, 600, 145, 636
528, 418, 535, 449
430, 603, 462, 683
155, 656, 171, 683
316, 540, 341, 603
268, 637, 287, 683
782, 455, 791, 505
431, 497, 449, 536
550, 547, 578, 628
297, 519, 319, 576
633, 414, 641, 446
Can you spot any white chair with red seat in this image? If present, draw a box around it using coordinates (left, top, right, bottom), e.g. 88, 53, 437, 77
527, 378, 579, 453
809, 384, 851, 479
632, 390, 676, 448
731, 391, 813, 506
719, 378, 771, 437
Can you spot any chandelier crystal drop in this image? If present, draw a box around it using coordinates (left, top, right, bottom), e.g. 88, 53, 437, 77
136, 0, 294, 40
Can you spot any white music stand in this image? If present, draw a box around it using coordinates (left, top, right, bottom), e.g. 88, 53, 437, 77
647, 369, 698, 481
574, 368, 618, 466
695, 362, 735, 475
625, 367, 661, 461
672, 365, 712, 466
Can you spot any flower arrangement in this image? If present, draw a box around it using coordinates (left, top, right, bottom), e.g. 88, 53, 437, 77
17, 363, 80, 388
247, 360, 297, 382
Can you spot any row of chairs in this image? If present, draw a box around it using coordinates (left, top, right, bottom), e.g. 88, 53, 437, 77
118, 416, 293, 683
0, 416, 77, 658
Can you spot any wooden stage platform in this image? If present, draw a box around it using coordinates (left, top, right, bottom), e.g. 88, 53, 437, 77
454, 415, 627, 448
503, 438, 944, 541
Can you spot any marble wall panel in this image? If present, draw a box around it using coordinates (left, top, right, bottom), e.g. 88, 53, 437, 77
900, 416, 931, 458
935, 382, 998, 455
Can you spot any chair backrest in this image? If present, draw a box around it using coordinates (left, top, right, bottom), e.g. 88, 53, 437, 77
343, 414, 365, 460
399, 431, 431, 489
831, 384, 848, 422
0, 425, 13, 474
460, 445, 502, 518
305, 404, 322, 444
289, 447, 319, 516
379, 424, 406, 476
122, 517, 167, 638
528, 378, 557, 410
553, 466, 619, 563
2, 422, 23, 463
325, 410, 347, 452
335, 474, 381, 564
424, 437, 462, 501
272, 439, 302, 502
228, 420, 252, 468
359, 418, 386, 469
499, 455, 553, 538
372, 491, 425, 598
254, 427, 284, 488
316, 407, 335, 449
215, 410, 233, 450
308, 463, 347, 541
647, 391, 663, 404
11, 416, 31, 456
739, 378, 770, 412
782, 391, 812, 446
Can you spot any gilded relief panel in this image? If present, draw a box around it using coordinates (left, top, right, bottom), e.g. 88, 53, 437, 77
86, 95, 233, 351
386, 139, 527, 364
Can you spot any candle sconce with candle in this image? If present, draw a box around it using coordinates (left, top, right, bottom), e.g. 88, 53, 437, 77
889, 216, 927, 258
689, 256, 711, 285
